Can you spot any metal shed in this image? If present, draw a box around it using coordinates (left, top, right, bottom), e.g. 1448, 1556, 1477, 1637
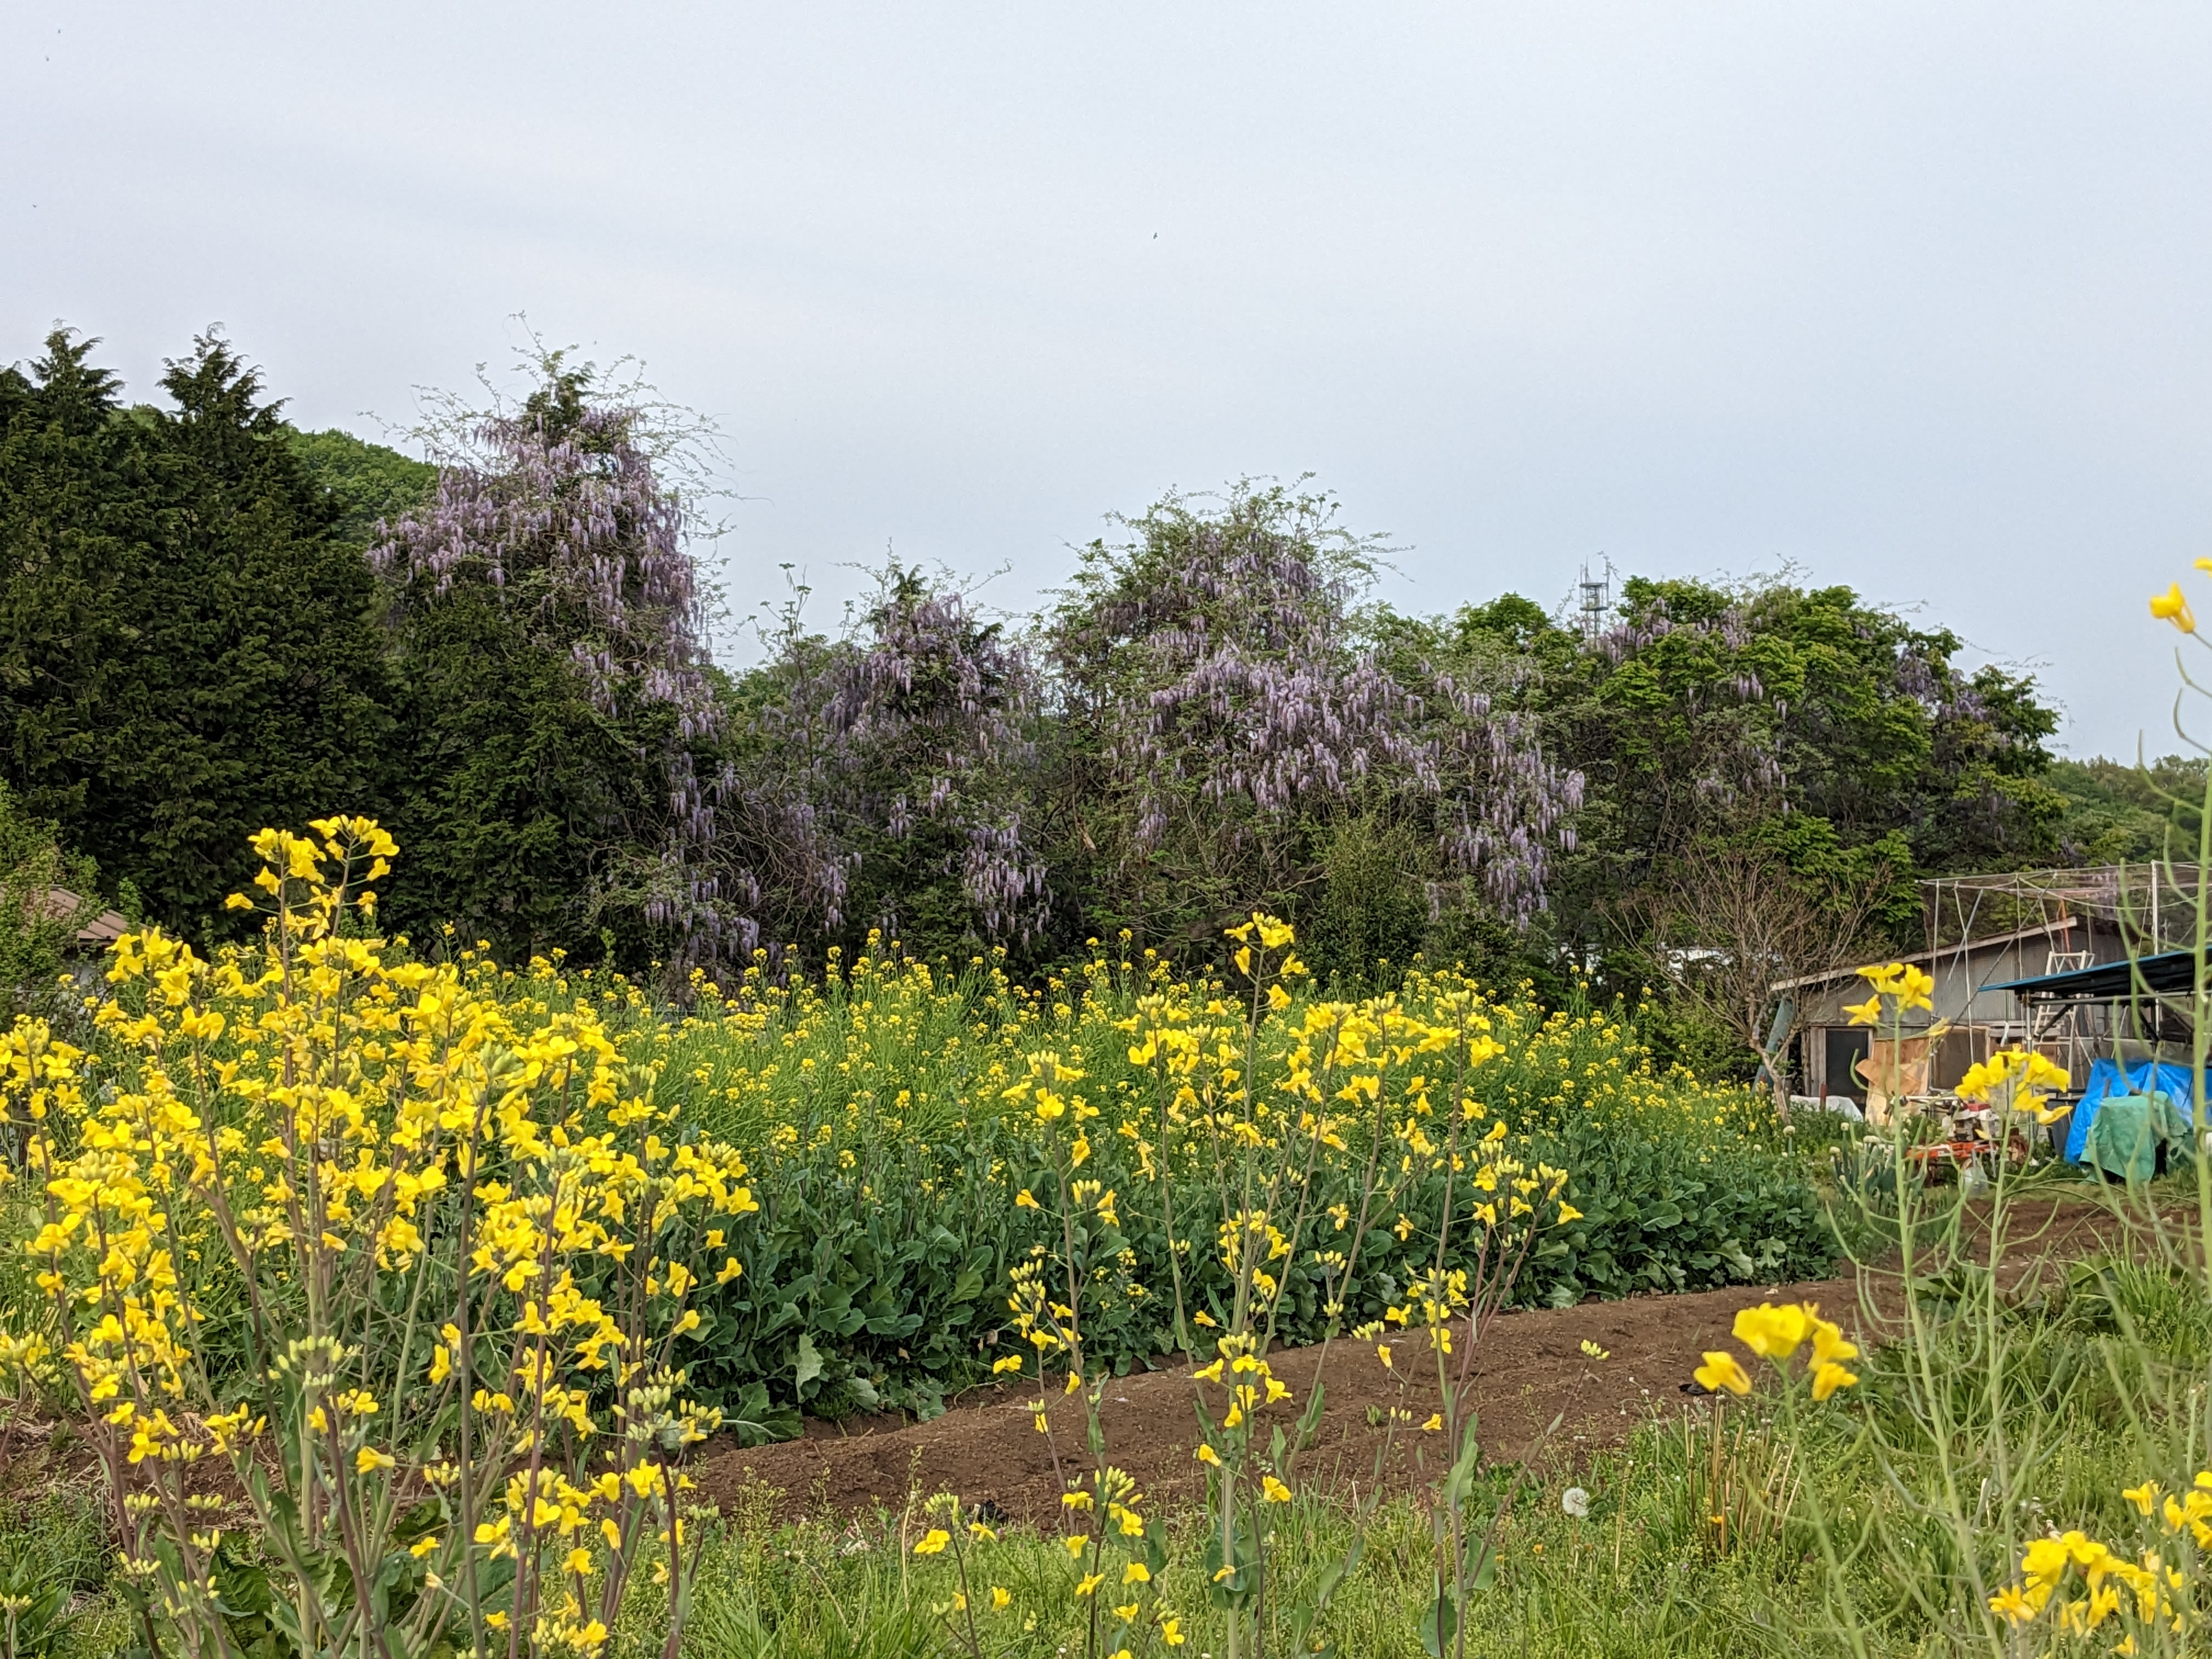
1778, 921, 2088, 1102
1771, 864, 2198, 1103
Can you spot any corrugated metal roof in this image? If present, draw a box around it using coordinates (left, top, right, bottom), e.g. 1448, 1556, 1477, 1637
1986, 949, 2198, 1001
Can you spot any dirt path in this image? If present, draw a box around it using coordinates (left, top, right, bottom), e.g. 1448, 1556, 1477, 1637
691, 1196, 2167, 1525
0, 1196, 2158, 1528
691, 1274, 1859, 1526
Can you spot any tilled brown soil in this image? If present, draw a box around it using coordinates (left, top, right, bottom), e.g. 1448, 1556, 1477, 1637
690, 1196, 2160, 1526
690, 1276, 1859, 1527
0, 1195, 2162, 1530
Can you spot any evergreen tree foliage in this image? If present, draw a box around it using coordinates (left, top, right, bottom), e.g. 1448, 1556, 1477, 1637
0, 330, 392, 931
0, 321, 2131, 1021
286, 426, 437, 546
2046, 754, 2205, 864
1405, 575, 2063, 947
375, 569, 682, 966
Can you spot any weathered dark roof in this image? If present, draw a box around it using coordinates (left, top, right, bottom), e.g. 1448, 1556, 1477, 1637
38, 887, 129, 945
1987, 950, 2198, 1001
1768, 919, 2078, 994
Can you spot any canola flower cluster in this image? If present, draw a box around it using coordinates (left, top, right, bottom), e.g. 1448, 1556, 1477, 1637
0, 839, 1695, 1659
1842, 961, 1936, 1026
1988, 1474, 2212, 1647
0, 820, 757, 1659
665, 934, 1778, 1318
963, 917, 1591, 1659
1845, 956, 2071, 1118
150, 885, 1813, 1432
1150, 924, 1579, 1651
912, 1484, 1186, 1659
1955, 1048, 2072, 1124
0, 842, 1813, 1659
633, 927, 1773, 1180
1692, 1301, 1861, 1404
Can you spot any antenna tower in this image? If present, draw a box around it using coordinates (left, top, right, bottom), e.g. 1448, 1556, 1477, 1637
1577, 559, 1611, 642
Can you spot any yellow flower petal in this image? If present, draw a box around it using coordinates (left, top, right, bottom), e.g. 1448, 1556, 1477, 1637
1693, 1351, 1752, 1396
1810, 1361, 1858, 1401
2153, 583, 2198, 633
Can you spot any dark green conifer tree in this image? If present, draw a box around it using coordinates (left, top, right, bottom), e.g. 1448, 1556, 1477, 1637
0, 330, 393, 930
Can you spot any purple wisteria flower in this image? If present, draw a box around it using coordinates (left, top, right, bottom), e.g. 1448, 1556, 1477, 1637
371, 359, 735, 968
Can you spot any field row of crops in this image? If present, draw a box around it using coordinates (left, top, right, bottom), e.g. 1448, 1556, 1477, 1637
0, 817, 1857, 1655
0, 892, 1842, 1429
534, 934, 1838, 1425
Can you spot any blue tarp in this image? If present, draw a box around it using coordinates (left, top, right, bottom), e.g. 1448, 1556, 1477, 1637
2065, 1059, 2202, 1162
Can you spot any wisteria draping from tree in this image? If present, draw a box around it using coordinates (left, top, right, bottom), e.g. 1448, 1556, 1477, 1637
1045, 483, 1586, 940
735, 566, 1048, 951
354, 375, 2060, 990
370, 357, 737, 967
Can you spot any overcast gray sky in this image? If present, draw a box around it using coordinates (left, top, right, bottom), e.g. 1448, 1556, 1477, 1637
7, 2, 2208, 757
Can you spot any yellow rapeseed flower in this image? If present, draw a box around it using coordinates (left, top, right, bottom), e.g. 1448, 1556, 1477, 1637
1809, 1317, 1858, 1366
1988, 1583, 2039, 1623
1694, 1351, 1751, 1396
2153, 583, 2197, 633
1897, 965, 1934, 1011
1810, 1361, 1858, 1400
1733, 1302, 1812, 1361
